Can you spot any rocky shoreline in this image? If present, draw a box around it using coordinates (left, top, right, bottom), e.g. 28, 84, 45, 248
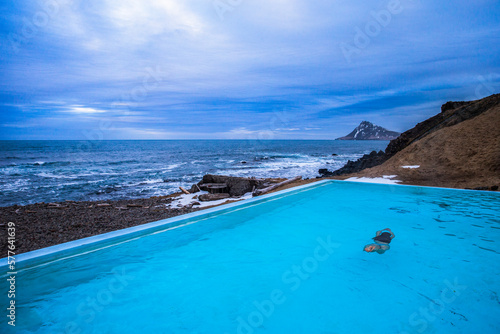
0, 195, 198, 255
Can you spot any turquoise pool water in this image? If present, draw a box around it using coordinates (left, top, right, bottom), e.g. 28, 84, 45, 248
2, 181, 499, 333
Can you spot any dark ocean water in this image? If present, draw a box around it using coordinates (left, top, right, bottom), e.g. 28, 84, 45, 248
0, 140, 388, 207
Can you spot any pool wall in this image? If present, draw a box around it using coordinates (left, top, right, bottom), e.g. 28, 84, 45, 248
0, 180, 333, 272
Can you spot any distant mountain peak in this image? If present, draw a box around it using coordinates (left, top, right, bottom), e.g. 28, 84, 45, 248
337, 121, 400, 140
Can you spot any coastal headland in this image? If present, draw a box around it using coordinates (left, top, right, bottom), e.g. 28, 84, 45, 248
1, 93, 498, 255
322, 93, 500, 190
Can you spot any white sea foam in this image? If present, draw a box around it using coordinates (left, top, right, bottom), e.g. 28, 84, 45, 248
37, 172, 77, 179
401, 165, 420, 169
141, 179, 165, 185
167, 191, 253, 209
0, 178, 30, 191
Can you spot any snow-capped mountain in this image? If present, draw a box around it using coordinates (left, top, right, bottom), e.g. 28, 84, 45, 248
337, 121, 400, 140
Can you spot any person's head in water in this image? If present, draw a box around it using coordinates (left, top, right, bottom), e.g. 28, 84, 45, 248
364, 245, 377, 252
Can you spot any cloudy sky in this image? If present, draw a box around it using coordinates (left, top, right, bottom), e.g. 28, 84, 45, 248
1, 0, 499, 140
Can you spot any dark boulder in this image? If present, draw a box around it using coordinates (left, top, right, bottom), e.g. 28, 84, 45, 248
319, 151, 387, 176
198, 174, 264, 197
318, 169, 331, 176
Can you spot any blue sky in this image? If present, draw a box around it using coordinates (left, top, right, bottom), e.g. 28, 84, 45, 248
1, 0, 499, 140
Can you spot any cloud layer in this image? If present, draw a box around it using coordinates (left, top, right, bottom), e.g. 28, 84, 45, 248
1, 0, 499, 139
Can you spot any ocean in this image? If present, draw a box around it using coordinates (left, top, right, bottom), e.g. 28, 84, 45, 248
0, 140, 388, 207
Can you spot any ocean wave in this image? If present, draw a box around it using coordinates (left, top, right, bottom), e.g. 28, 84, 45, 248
139, 179, 165, 185
253, 154, 309, 161
28, 161, 72, 167
161, 162, 187, 172
37, 172, 78, 179
0, 166, 22, 176
0, 179, 30, 191
54, 181, 82, 188
108, 160, 140, 165
92, 185, 123, 195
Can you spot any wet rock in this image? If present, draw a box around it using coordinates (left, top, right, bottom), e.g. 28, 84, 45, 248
199, 183, 228, 194
199, 174, 264, 197
198, 193, 231, 202
319, 150, 386, 176
190, 184, 201, 193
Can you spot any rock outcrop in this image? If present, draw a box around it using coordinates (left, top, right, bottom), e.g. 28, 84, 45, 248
319, 150, 387, 177
196, 174, 265, 197
198, 193, 231, 202
320, 93, 500, 178
337, 121, 400, 140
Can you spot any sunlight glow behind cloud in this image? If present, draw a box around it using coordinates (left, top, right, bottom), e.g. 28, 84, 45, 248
64, 106, 107, 114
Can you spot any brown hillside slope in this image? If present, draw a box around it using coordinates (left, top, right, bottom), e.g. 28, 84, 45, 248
351, 103, 500, 189
384, 93, 500, 157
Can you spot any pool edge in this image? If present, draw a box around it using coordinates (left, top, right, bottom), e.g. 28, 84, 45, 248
0, 179, 334, 271
340, 178, 500, 194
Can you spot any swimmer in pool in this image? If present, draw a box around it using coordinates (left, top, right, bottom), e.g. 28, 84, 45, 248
364, 228, 395, 254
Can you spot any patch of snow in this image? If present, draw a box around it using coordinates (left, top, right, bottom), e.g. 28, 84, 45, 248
401, 165, 420, 169
167, 190, 253, 209
345, 176, 401, 185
